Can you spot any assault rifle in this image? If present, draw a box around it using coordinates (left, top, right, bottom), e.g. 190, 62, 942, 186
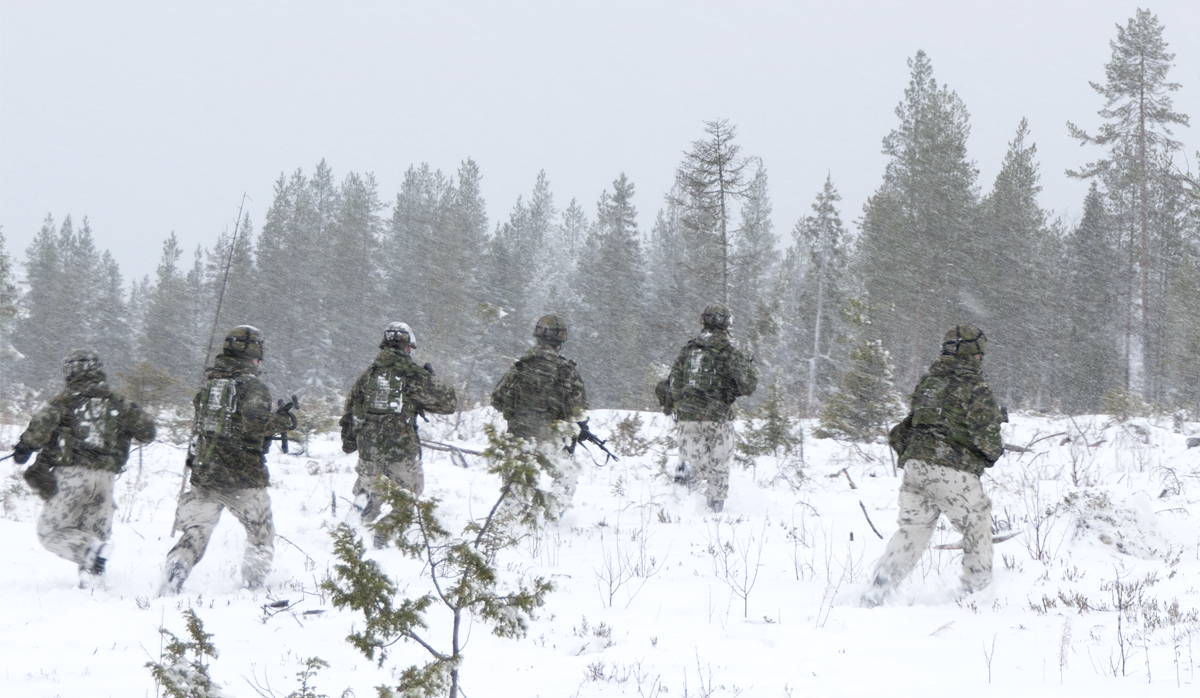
264, 395, 300, 454
570, 418, 619, 465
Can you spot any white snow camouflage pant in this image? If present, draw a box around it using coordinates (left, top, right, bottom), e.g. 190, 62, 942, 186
164, 484, 275, 590
351, 456, 424, 523
872, 459, 993, 592
677, 420, 736, 504
36, 466, 115, 567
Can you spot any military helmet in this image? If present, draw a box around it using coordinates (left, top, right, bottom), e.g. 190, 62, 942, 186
223, 325, 265, 360
701, 303, 731, 330
533, 314, 568, 344
942, 324, 987, 356
62, 348, 103, 378
382, 321, 417, 349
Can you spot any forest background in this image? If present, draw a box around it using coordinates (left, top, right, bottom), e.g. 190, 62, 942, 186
1, 9, 1199, 431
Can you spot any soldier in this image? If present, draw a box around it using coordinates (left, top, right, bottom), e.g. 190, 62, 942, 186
13, 349, 156, 587
159, 326, 294, 596
657, 304, 757, 513
340, 322, 457, 525
863, 324, 1006, 607
491, 315, 588, 519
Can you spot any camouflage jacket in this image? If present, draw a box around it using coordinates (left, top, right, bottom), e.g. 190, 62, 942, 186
190, 354, 291, 490
18, 371, 156, 473
491, 343, 587, 440
897, 354, 1005, 476
663, 330, 757, 422
342, 348, 457, 463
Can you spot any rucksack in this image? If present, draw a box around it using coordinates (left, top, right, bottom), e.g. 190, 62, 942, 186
674, 342, 729, 404
364, 366, 405, 415
58, 394, 121, 462
196, 377, 240, 438
910, 373, 965, 436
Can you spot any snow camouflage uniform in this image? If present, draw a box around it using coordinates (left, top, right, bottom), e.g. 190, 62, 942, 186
160, 327, 293, 595
340, 326, 457, 523
866, 325, 1005, 605
658, 305, 757, 512
13, 350, 156, 586
491, 315, 588, 518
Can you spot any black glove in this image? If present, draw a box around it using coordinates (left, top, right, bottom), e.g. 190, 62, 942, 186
424, 362, 435, 376
23, 460, 56, 500
13, 442, 33, 465
339, 413, 358, 454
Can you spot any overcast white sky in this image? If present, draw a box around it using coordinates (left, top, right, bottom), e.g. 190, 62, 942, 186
2, 1, 1198, 281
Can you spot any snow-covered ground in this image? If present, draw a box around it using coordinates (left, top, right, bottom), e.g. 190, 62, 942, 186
2, 408, 1199, 697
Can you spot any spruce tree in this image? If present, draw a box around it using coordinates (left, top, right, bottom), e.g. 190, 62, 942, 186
792, 176, 851, 414
975, 119, 1058, 408
672, 119, 760, 305
573, 174, 649, 407
814, 338, 904, 443
139, 233, 198, 389
858, 50, 979, 389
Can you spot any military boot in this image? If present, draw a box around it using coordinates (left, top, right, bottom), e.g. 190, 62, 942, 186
159, 557, 189, 597
79, 541, 111, 589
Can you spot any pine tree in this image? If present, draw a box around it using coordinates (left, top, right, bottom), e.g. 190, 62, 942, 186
1067, 9, 1190, 397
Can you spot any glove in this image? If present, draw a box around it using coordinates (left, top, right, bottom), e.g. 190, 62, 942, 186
424, 362, 435, 376
13, 442, 34, 465
23, 460, 57, 500
285, 411, 298, 431
339, 413, 357, 454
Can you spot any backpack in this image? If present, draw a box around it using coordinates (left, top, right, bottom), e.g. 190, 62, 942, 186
910, 373, 965, 436
196, 377, 240, 438
364, 366, 405, 415
674, 342, 730, 405
58, 394, 122, 462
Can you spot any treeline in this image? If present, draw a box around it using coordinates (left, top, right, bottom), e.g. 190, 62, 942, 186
1, 10, 1198, 420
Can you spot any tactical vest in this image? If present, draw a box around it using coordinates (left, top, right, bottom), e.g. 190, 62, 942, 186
57, 394, 121, 463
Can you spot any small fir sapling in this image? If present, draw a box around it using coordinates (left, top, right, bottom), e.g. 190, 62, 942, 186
737, 378, 802, 460
322, 424, 555, 698
146, 609, 228, 698
814, 338, 904, 442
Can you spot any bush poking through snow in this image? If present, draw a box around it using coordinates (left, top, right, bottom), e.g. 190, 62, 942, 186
146, 609, 228, 698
